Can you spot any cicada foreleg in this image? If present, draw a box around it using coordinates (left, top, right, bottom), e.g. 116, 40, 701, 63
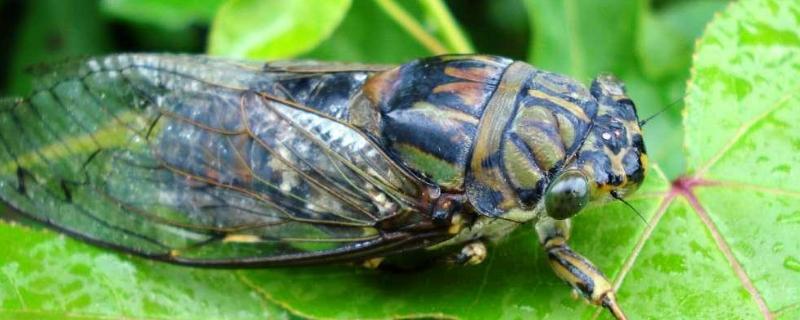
535, 218, 627, 320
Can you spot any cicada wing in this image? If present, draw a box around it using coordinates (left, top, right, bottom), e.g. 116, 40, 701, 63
0, 54, 448, 266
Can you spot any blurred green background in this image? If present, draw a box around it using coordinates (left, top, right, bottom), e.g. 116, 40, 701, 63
0, 0, 729, 179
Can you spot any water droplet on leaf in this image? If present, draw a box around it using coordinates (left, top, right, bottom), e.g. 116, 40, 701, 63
784, 256, 800, 272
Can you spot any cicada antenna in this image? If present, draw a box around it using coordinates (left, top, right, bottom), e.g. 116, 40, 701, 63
638, 94, 687, 127
610, 191, 650, 227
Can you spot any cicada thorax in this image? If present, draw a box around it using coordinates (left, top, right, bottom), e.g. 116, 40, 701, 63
353, 56, 599, 218
468, 65, 599, 216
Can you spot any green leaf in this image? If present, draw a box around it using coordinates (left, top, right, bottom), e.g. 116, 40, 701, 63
683, 0, 800, 315
0, 168, 668, 319
0, 223, 292, 320
208, 0, 351, 60
100, 0, 225, 30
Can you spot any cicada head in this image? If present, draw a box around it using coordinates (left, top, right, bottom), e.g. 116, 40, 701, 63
543, 74, 647, 220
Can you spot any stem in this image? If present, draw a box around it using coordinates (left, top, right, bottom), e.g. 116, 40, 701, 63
420, 0, 474, 53
374, 0, 449, 55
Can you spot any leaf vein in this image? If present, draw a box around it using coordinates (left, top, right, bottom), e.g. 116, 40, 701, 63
590, 192, 678, 320
687, 190, 774, 319
695, 88, 799, 177
713, 180, 800, 198
0, 269, 27, 309
774, 301, 800, 318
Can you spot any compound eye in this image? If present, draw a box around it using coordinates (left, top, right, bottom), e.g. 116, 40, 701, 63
545, 170, 590, 220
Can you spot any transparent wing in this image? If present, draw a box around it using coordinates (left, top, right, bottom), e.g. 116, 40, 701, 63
0, 54, 450, 266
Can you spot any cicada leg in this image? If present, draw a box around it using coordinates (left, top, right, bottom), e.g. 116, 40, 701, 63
446, 240, 488, 266
535, 218, 627, 320
360, 239, 488, 272
361, 257, 385, 269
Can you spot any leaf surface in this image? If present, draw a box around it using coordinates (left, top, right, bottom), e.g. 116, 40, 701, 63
0, 223, 291, 320
682, 0, 800, 315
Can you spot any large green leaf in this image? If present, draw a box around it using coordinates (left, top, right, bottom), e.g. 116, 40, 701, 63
682, 0, 800, 315
0, 223, 292, 320
597, 0, 800, 318
0, 168, 668, 320
1, 0, 798, 319
207, 0, 351, 59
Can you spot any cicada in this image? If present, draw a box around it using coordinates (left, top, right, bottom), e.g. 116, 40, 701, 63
0, 54, 646, 319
